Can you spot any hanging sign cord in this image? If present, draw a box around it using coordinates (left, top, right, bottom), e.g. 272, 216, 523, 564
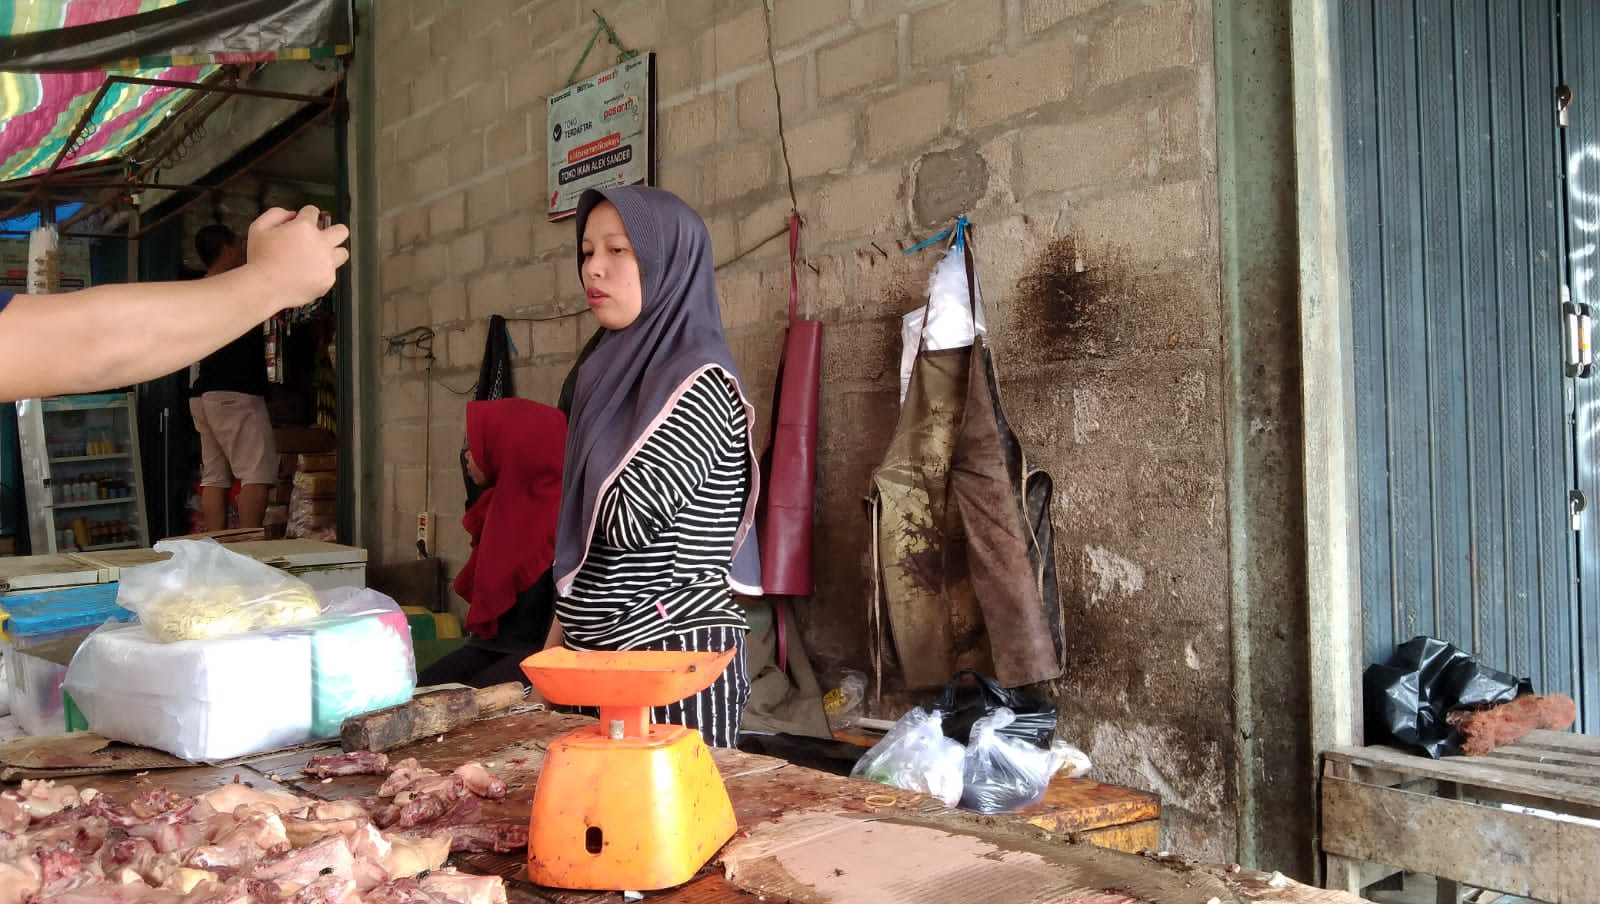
566, 10, 640, 86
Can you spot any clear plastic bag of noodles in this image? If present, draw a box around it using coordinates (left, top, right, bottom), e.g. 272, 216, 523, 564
116, 538, 322, 642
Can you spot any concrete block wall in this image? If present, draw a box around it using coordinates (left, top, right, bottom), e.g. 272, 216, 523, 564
373, 0, 1233, 859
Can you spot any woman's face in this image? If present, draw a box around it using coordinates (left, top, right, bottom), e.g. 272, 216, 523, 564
580, 200, 643, 330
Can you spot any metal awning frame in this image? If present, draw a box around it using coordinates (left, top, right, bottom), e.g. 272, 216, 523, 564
0, 66, 343, 239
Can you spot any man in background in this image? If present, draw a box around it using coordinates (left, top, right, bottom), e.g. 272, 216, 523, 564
188, 223, 277, 531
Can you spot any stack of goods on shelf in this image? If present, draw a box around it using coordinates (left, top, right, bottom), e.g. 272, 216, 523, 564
288, 452, 337, 541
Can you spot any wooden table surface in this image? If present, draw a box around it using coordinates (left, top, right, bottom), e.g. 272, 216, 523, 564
66, 708, 1358, 904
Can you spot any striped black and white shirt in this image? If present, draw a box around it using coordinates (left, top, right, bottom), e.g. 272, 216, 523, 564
557, 368, 751, 650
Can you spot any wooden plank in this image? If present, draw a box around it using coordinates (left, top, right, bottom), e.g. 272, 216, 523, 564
1022, 778, 1161, 835
720, 812, 1239, 904
1321, 855, 1397, 896
1482, 744, 1600, 770
1321, 775, 1600, 903
1472, 749, 1600, 786
1515, 729, 1600, 755
1074, 819, 1159, 854
1325, 744, 1600, 807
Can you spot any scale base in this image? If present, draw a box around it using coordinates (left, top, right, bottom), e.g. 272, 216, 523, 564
528, 723, 737, 891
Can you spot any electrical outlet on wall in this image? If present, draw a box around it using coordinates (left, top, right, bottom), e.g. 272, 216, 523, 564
416, 511, 436, 557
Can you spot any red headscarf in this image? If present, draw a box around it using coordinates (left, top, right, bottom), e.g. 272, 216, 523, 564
455, 398, 566, 639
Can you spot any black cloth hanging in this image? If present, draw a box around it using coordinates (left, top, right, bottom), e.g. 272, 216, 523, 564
462, 315, 515, 510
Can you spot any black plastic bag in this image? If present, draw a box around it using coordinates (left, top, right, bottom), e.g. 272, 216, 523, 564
462, 315, 516, 510
934, 669, 1057, 747
1363, 635, 1530, 758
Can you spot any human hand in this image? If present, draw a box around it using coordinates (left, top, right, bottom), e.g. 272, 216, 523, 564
244, 205, 351, 309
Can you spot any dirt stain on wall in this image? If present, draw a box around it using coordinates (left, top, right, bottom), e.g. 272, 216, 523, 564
1011, 237, 1135, 361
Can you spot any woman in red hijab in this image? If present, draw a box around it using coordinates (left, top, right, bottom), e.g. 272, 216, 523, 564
418, 397, 566, 688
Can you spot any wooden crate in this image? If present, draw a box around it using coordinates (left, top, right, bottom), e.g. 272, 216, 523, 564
1321, 730, 1600, 903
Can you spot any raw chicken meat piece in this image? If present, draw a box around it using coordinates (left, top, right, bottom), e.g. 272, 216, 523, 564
160, 866, 217, 895
443, 821, 528, 853
419, 868, 508, 904
303, 751, 390, 778
345, 823, 392, 891
34, 883, 184, 904
99, 834, 181, 888
434, 794, 481, 827
287, 875, 361, 903
198, 785, 308, 817
6, 779, 81, 818
127, 817, 207, 855
376, 792, 451, 830
0, 798, 28, 834
451, 763, 507, 801
247, 834, 354, 888
378, 832, 450, 880
185, 810, 290, 869
404, 774, 467, 802
363, 877, 452, 904
186, 876, 290, 904
72, 794, 144, 829
38, 839, 92, 874
282, 815, 365, 849
307, 801, 370, 823
0, 860, 41, 904
379, 759, 437, 798
129, 789, 187, 820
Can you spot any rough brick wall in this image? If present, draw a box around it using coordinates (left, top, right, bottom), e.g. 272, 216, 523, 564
373, 0, 1232, 859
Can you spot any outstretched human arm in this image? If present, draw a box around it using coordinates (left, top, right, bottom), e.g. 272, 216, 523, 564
0, 206, 349, 402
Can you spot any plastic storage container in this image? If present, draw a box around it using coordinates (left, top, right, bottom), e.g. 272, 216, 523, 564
0, 582, 130, 735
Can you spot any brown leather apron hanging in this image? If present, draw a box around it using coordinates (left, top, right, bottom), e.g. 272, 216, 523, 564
868, 235, 990, 693
948, 239, 1065, 688
757, 211, 822, 598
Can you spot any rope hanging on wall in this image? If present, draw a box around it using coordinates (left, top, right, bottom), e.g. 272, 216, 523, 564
565, 10, 639, 87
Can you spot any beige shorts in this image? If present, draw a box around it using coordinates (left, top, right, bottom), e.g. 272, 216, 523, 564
190, 392, 278, 487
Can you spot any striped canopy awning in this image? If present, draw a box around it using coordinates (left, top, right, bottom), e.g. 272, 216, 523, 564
0, 0, 350, 183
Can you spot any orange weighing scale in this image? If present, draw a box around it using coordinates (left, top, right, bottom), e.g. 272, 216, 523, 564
519, 647, 739, 891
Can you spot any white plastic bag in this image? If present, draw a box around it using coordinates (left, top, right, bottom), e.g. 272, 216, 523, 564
899, 243, 988, 406
117, 539, 321, 642
849, 707, 965, 807
1049, 739, 1093, 779
959, 707, 1053, 813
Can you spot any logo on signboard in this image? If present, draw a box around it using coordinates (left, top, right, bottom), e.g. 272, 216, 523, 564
552, 122, 563, 141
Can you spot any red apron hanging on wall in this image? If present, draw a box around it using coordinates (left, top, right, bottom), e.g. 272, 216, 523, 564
757, 211, 822, 596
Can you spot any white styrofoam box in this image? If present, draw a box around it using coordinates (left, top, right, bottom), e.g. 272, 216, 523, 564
227, 540, 367, 593
65, 623, 313, 761
289, 563, 366, 593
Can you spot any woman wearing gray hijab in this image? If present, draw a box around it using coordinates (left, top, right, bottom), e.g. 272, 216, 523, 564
548, 186, 763, 747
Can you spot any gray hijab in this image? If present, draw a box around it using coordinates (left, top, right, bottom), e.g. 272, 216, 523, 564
553, 185, 762, 598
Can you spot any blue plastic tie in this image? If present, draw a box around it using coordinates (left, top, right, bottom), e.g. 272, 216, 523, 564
903, 215, 970, 256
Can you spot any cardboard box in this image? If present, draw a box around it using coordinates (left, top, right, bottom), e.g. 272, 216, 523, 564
273, 427, 336, 454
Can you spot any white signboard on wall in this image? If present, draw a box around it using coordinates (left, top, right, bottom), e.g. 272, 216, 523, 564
546, 53, 655, 221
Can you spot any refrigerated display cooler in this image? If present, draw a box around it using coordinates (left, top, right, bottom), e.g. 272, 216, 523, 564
15, 392, 150, 555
